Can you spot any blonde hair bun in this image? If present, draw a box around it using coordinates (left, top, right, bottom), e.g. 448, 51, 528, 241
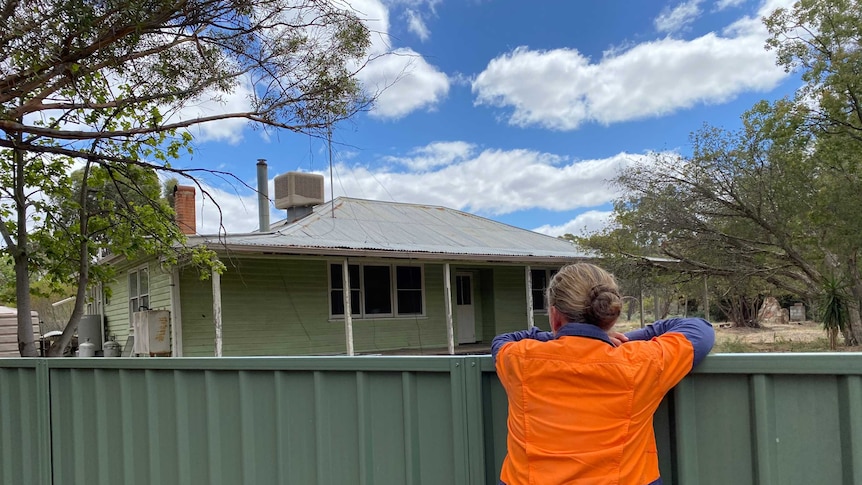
547, 263, 621, 329
587, 284, 622, 328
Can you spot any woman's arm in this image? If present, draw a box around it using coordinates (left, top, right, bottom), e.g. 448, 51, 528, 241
624, 317, 715, 366
491, 327, 554, 361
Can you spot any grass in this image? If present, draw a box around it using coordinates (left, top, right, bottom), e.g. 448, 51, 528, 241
713, 336, 834, 353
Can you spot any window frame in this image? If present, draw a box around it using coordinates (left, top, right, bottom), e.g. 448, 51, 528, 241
530, 268, 558, 313
328, 262, 425, 319
86, 283, 103, 315
128, 265, 150, 325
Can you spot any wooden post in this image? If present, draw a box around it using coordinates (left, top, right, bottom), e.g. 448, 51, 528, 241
170, 269, 184, 357
704, 275, 710, 321
525, 266, 535, 329
212, 267, 222, 357
444, 263, 455, 355
639, 277, 645, 328
342, 259, 354, 356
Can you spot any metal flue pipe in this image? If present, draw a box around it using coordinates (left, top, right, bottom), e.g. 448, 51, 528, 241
256, 159, 270, 232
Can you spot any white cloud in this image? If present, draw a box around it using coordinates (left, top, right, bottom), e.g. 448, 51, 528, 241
195, 185, 259, 235
405, 9, 430, 41
170, 82, 255, 145
384, 141, 475, 170
532, 210, 614, 238
360, 48, 450, 119
715, 0, 746, 10
472, 8, 788, 131
325, 149, 647, 215
655, 0, 704, 34
351, 0, 450, 119
190, 147, 653, 235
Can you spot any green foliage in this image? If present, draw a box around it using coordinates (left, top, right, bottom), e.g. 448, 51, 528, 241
0, 255, 15, 305
0, 0, 373, 355
578, 0, 862, 337
163, 178, 178, 209
820, 277, 849, 332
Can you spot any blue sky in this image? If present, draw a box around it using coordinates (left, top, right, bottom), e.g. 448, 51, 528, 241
176, 0, 800, 237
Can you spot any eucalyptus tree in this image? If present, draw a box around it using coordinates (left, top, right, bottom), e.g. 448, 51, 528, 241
579, 0, 862, 341
1, 0, 373, 355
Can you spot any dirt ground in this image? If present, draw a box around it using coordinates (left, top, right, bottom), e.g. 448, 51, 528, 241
615, 318, 860, 352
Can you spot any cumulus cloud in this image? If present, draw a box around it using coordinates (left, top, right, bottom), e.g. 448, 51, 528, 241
655, 0, 704, 34
324, 148, 648, 215
361, 49, 450, 119
405, 9, 430, 41
191, 145, 658, 236
169, 82, 255, 145
351, 0, 450, 119
532, 210, 615, 238
384, 141, 475, 170
472, 0, 789, 130
715, 0, 746, 10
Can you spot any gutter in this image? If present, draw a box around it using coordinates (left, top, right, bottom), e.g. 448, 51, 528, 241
201, 243, 591, 264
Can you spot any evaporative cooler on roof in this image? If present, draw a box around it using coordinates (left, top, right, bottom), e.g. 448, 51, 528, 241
274, 172, 325, 209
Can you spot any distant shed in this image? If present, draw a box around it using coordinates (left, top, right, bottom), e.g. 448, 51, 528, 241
0, 305, 40, 357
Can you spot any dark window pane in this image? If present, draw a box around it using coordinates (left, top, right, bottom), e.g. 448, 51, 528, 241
331, 290, 361, 316
363, 266, 391, 314
349, 265, 360, 289
532, 290, 546, 310
531, 269, 548, 310
456, 275, 471, 305
330, 264, 343, 289
397, 291, 422, 314
350, 290, 360, 314
331, 290, 344, 315
331, 264, 361, 290
397, 266, 422, 290
531, 269, 546, 291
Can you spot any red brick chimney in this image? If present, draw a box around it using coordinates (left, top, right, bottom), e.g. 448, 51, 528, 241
174, 185, 196, 235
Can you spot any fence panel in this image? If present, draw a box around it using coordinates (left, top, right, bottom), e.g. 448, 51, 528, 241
2, 354, 862, 485
46, 357, 471, 485
0, 360, 50, 485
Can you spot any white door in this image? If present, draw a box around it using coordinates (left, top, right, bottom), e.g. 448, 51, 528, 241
456, 273, 476, 344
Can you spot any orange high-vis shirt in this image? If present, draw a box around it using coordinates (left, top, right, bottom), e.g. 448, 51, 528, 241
493, 319, 714, 485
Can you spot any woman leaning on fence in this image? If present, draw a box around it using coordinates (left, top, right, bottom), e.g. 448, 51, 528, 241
491, 263, 714, 485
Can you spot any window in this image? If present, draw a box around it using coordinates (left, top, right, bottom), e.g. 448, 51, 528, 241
455, 275, 471, 305
531, 268, 558, 312
329, 264, 360, 316
329, 263, 424, 318
129, 266, 150, 317
86, 284, 103, 315
397, 266, 423, 314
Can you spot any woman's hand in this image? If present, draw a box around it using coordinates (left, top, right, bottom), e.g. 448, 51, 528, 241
608, 331, 629, 347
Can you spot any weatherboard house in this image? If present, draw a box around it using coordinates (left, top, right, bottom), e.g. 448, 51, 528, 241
97, 164, 588, 356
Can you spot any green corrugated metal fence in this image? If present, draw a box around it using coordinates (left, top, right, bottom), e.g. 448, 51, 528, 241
1, 354, 861, 485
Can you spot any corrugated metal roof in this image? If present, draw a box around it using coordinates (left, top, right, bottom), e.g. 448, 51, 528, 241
190, 198, 589, 261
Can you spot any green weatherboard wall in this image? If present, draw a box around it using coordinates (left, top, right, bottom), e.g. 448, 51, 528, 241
104, 255, 554, 356
181, 259, 460, 356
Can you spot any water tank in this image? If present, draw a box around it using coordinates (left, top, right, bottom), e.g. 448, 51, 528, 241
78, 315, 103, 352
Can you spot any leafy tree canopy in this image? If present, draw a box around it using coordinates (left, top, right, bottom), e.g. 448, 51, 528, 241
1, 0, 374, 355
